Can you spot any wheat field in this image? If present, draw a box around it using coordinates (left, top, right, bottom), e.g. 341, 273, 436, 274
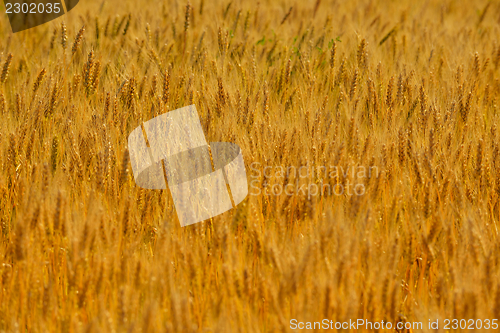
0, 0, 500, 331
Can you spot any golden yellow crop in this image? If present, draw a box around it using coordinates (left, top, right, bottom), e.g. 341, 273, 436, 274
0, 0, 499, 331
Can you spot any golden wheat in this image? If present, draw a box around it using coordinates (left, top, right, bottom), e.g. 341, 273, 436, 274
0, 0, 499, 332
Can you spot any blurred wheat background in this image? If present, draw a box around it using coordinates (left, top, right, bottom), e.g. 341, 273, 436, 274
0, 0, 500, 331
